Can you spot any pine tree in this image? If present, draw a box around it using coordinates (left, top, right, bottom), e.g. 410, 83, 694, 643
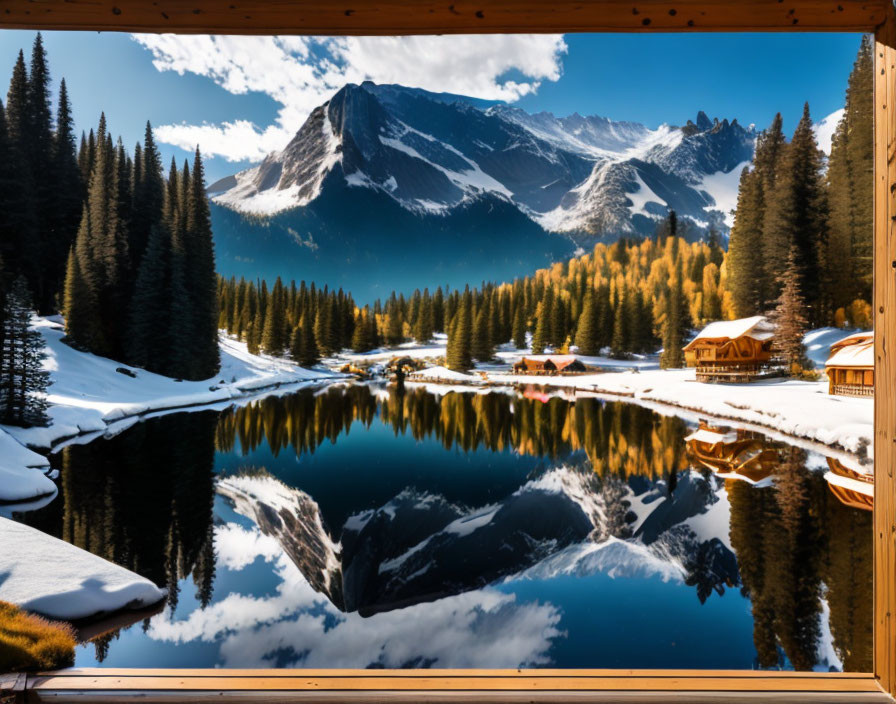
62, 244, 99, 350
414, 290, 433, 343
0, 276, 49, 427
610, 288, 628, 359
661, 258, 689, 368
512, 300, 527, 350
126, 222, 174, 371
574, 289, 599, 356
764, 104, 828, 324
728, 166, 765, 316
771, 246, 810, 376
0, 99, 32, 285
827, 36, 873, 311
530, 301, 548, 354
262, 278, 287, 356
50, 79, 83, 312
69, 114, 130, 358
130, 122, 164, 271
185, 148, 220, 378
26, 34, 58, 312
385, 292, 403, 347
5, 51, 39, 294
446, 290, 473, 371
472, 297, 494, 361
351, 308, 371, 351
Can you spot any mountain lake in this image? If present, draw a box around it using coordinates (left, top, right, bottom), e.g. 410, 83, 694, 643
6, 381, 872, 671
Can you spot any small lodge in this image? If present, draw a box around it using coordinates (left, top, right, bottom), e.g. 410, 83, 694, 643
825, 332, 873, 397
684, 422, 779, 484
683, 315, 776, 383
824, 458, 873, 512
513, 355, 587, 375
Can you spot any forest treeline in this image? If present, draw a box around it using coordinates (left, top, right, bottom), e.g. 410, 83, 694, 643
217, 218, 726, 371
0, 35, 219, 428
728, 37, 872, 336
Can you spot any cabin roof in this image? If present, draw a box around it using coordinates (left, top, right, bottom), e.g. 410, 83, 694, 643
520, 355, 580, 363
829, 330, 873, 354
517, 355, 584, 370
826, 333, 873, 369
683, 316, 773, 351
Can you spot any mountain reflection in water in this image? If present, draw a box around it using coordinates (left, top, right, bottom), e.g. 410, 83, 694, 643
14, 382, 871, 671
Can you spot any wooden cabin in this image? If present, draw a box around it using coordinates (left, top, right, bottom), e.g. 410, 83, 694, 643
684, 422, 779, 484
513, 355, 587, 375
824, 457, 873, 512
825, 332, 873, 397
683, 316, 776, 383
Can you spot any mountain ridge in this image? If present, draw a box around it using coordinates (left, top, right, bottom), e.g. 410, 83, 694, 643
210, 81, 756, 238
208, 81, 762, 298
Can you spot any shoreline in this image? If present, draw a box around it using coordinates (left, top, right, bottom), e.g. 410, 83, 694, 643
407, 368, 873, 471
0, 318, 347, 504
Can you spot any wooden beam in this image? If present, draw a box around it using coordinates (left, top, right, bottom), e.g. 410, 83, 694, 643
0, 0, 891, 36
875, 10, 896, 700
15, 670, 892, 703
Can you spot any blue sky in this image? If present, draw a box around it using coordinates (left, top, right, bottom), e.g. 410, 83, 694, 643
0, 30, 864, 183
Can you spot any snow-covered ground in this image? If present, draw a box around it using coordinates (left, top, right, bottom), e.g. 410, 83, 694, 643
497, 369, 869, 456
337, 333, 660, 371
0, 317, 339, 502
408, 366, 872, 464
338, 327, 862, 374
0, 517, 166, 621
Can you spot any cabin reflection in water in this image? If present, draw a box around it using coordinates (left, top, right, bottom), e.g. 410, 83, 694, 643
685, 423, 779, 484
11, 386, 873, 672
824, 458, 873, 512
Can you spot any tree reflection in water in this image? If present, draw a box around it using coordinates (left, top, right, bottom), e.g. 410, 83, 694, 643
17, 383, 871, 670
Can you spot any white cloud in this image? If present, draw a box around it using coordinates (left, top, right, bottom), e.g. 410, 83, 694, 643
214, 522, 283, 571
148, 536, 564, 668
131, 34, 567, 162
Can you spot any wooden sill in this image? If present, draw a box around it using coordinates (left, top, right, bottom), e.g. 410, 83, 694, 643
5, 669, 891, 703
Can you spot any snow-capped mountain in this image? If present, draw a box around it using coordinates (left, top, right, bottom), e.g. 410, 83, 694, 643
208, 82, 755, 299
215, 463, 739, 617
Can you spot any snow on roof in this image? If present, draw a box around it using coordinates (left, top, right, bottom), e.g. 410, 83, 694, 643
829, 331, 873, 354
0, 517, 166, 621
684, 316, 773, 349
826, 334, 874, 369
823, 470, 874, 497
519, 355, 580, 363
684, 428, 739, 445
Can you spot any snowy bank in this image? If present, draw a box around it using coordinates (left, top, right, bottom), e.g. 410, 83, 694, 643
0, 317, 338, 502
410, 365, 480, 383
485, 367, 873, 460
0, 517, 165, 621
0, 430, 57, 502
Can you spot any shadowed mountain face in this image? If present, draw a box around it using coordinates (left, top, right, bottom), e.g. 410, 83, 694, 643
215, 460, 739, 617
209, 82, 755, 299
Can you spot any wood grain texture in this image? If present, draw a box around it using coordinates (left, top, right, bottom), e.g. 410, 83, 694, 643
0, 2, 894, 702
18, 692, 895, 704
15, 671, 892, 703
0, 0, 891, 35
874, 17, 896, 701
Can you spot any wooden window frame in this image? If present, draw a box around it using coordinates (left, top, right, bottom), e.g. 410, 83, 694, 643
2, 1, 896, 701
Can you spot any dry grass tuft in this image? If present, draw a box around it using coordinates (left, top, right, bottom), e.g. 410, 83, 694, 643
0, 600, 76, 672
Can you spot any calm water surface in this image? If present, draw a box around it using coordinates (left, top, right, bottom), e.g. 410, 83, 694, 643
12, 382, 872, 671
